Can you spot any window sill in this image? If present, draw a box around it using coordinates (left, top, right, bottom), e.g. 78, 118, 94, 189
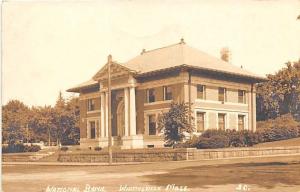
195, 99, 248, 106
87, 110, 101, 114
144, 100, 172, 106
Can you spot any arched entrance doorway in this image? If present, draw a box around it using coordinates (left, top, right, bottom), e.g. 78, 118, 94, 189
116, 99, 125, 137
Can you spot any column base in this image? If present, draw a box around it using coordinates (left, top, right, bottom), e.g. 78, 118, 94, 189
98, 137, 109, 148
121, 135, 144, 149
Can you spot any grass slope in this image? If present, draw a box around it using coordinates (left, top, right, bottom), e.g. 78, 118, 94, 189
254, 137, 300, 148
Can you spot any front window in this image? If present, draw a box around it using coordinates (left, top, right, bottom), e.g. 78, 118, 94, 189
87, 99, 95, 111
238, 90, 246, 103
218, 114, 226, 130
218, 87, 226, 102
147, 89, 156, 103
164, 86, 173, 100
197, 85, 205, 99
148, 115, 156, 135
196, 112, 205, 132
238, 115, 245, 130
90, 121, 96, 139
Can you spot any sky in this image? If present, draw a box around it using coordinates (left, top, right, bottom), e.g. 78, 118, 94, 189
2, 0, 300, 106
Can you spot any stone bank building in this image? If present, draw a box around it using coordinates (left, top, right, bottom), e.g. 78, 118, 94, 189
67, 40, 264, 149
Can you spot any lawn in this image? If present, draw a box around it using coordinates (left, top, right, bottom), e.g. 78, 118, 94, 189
254, 137, 300, 148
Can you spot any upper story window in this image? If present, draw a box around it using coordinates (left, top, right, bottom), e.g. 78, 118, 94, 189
238, 90, 246, 104
87, 99, 95, 111
196, 112, 205, 132
163, 86, 173, 100
218, 87, 226, 102
197, 84, 206, 99
148, 115, 156, 135
147, 88, 156, 103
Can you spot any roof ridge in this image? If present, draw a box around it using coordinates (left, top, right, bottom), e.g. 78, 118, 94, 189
142, 42, 184, 55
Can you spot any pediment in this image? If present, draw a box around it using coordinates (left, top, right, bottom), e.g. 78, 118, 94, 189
93, 62, 135, 81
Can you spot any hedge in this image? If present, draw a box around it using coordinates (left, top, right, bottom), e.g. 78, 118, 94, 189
182, 115, 300, 149
2, 144, 41, 153
184, 127, 299, 149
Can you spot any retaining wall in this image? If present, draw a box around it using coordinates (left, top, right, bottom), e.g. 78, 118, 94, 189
58, 146, 300, 163
188, 146, 300, 160
58, 148, 190, 162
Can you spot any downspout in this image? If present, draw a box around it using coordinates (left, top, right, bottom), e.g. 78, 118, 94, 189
251, 83, 254, 131
188, 71, 192, 126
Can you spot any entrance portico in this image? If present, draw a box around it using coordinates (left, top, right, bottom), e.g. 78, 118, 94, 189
98, 80, 143, 149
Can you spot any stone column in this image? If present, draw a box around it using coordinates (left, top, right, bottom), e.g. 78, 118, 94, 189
100, 92, 105, 137
105, 92, 109, 137
248, 90, 252, 131
124, 88, 129, 136
129, 87, 136, 136
252, 87, 257, 132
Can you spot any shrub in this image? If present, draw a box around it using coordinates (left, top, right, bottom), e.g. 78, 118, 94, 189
94, 146, 102, 151
193, 135, 230, 149
24, 145, 41, 152
2, 143, 41, 153
258, 126, 299, 142
242, 130, 262, 146
257, 114, 299, 142
201, 129, 227, 138
257, 114, 299, 130
227, 130, 246, 147
186, 129, 263, 149
60, 146, 69, 151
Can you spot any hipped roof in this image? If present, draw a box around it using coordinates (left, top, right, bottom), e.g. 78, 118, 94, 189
67, 41, 265, 92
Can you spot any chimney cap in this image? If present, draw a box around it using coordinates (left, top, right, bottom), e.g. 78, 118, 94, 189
180, 38, 185, 44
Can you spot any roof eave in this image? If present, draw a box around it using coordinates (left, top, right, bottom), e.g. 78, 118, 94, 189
135, 64, 266, 82
66, 83, 99, 93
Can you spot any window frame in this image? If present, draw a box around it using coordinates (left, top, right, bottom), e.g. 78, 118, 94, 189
238, 90, 246, 104
163, 86, 173, 101
218, 87, 227, 102
87, 99, 95, 111
218, 113, 226, 130
238, 115, 245, 131
148, 114, 157, 135
197, 84, 206, 100
147, 88, 156, 103
196, 112, 205, 132
89, 121, 96, 139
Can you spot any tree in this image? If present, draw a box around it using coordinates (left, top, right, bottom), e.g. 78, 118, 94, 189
30, 106, 56, 145
53, 92, 80, 145
2, 93, 80, 146
2, 100, 30, 144
257, 59, 300, 121
157, 102, 194, 146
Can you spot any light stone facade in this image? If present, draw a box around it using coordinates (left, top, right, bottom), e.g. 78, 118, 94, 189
68, 41, 264, 149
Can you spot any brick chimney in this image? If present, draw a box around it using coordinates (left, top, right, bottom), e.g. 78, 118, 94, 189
220, 47, 231, 63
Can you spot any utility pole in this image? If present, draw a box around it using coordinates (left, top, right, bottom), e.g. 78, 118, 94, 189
26, 124, 29, 143
107, 54, 113, 164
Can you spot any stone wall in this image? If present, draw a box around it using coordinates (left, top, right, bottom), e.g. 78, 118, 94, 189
58, 147, 300, 163
188, 146, 300, 160
58, 148, 190, 163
